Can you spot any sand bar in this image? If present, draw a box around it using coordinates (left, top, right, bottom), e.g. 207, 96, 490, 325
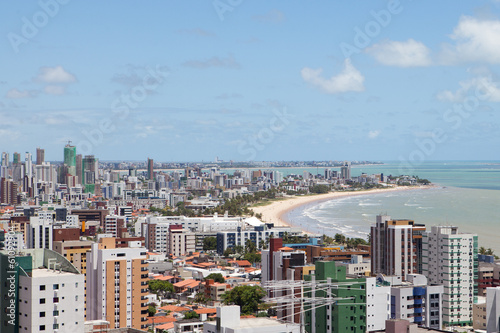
251, 186, 428, 230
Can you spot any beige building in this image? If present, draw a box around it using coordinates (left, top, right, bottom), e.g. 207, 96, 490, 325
86, 237, 149, 330
168, 225, 195, 257
473, 296, 487, 331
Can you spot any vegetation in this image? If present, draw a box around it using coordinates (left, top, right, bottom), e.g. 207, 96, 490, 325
334, 233, 369, 249
205, 273, 225, 283
148, 280, 175, 297
309, 184, 330, 194
184, 311, 200, 319
148, 304, 157, 317
194, 292, 210, 305
221, 285, 266, 315
203, 237, 217, 251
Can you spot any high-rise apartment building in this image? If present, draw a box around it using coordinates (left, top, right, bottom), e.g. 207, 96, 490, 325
371, 215, 426, 280
64, 144, 76, 177
36, 147, 44, 165
76, 154, 82, 185
87, 237, 148, 330
1, 177, 19, 205
147, 158, 154, 180
0, 249, 84, 333
83, 155, 98, 193
422, 226, 478, 327
340, 161, 351, 180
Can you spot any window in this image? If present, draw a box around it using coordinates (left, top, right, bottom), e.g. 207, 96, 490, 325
53, 284, 59, 290
39, 325, 45, 331
53, 324, 59, 329
53, 297, 59, 303
53, 310, 59, 316
39, 312, 45, 317
40, 298, 45, 304
40, 285, 45, 291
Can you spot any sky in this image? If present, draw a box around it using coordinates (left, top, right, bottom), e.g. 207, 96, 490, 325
1, 1, 500, 163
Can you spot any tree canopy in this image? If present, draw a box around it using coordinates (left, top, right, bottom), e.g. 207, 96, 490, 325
148, 280, 175, 296
221, 285, 266, 315
203, 237, 217, 251
205, 273, 225, 283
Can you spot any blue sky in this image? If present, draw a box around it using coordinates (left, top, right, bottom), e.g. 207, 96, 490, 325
1, 1, 500, 162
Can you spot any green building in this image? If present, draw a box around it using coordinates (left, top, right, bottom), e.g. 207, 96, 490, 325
64, 144, 76, 176
304, 261, 366, 333
0, 252, 33, 333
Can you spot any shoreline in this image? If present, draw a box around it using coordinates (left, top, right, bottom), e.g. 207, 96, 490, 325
251, 186, 434, 234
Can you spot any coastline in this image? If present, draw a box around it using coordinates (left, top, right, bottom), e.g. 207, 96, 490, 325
251, 186, 432, 233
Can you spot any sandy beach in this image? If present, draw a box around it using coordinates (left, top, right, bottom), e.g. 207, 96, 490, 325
251, 186, 426, 230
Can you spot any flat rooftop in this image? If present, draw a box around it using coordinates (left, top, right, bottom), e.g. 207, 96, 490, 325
31, 268, 78, 278
238, 318, 285, 328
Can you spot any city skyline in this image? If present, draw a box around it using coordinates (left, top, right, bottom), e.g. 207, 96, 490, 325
2, 1, 500, 162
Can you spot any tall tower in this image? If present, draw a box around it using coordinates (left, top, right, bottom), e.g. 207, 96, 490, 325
340, 161, 351, 180
371, 215, 426, 279
64, 143, 76, 176
147, 158, 154, 180
13, 152, 21, 164
422, 226, 478, 327
36, 147, 45, 165
87, 238, 148, 330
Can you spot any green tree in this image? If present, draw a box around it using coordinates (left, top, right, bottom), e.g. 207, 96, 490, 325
203, 237, 217, 251
245, 239, 257, 254
223, 247, 234, 257
205, 273, 225, 283
148, 280, 175, 297
479, 246, 486, 255
194, 292, 209, 305
221, 285, 266, 315
184, 311, 200, 319
148, 305, 157, 317
234, 245, 244, 254
243, 252, 261, 264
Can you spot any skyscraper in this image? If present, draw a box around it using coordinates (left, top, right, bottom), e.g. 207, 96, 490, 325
64, 143, 76, 176
83, 155, 97, 193
76, 154, 83, 185
87, 237, 148, 330
340, 161, 351, 180
13, 152, 21, 165
147, 158, 154, 180
371, 215, 426, 280
36, 147, 44, 165
422, 226, 478, 327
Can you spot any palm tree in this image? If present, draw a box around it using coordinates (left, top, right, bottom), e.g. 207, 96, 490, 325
479, 246, 486, 255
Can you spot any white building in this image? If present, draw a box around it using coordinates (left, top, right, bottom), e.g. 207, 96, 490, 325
385, 274, 444, 330
365, 277, 390, 331
168, 226, 196, 257
17, 249, 85, 333
203, 306, 300, 333
27, 217, 53, 250
486, 287, 500, 333
422, 226, 478, 328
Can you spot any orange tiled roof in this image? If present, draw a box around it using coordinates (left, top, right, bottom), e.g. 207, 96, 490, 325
156, 322, 175, 330
159, 305, 190, 312
194, 308, 217, 315
147, 316, 177, 325
154, 275, 175, 281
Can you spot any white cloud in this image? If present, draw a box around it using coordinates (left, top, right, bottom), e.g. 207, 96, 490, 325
366, 39, 432, 67
437, 76, 500, 102
44, 85, 66, 95
5, 88, 35, 99
301, 59, 365, 94
368, 130, 380, 139
34, 66, 77, 83
440, 16, 500, 64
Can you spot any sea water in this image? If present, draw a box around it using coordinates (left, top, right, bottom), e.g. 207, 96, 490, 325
281, 161, 500, 253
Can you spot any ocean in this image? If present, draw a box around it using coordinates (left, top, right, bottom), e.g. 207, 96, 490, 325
280, 161, 500, 253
